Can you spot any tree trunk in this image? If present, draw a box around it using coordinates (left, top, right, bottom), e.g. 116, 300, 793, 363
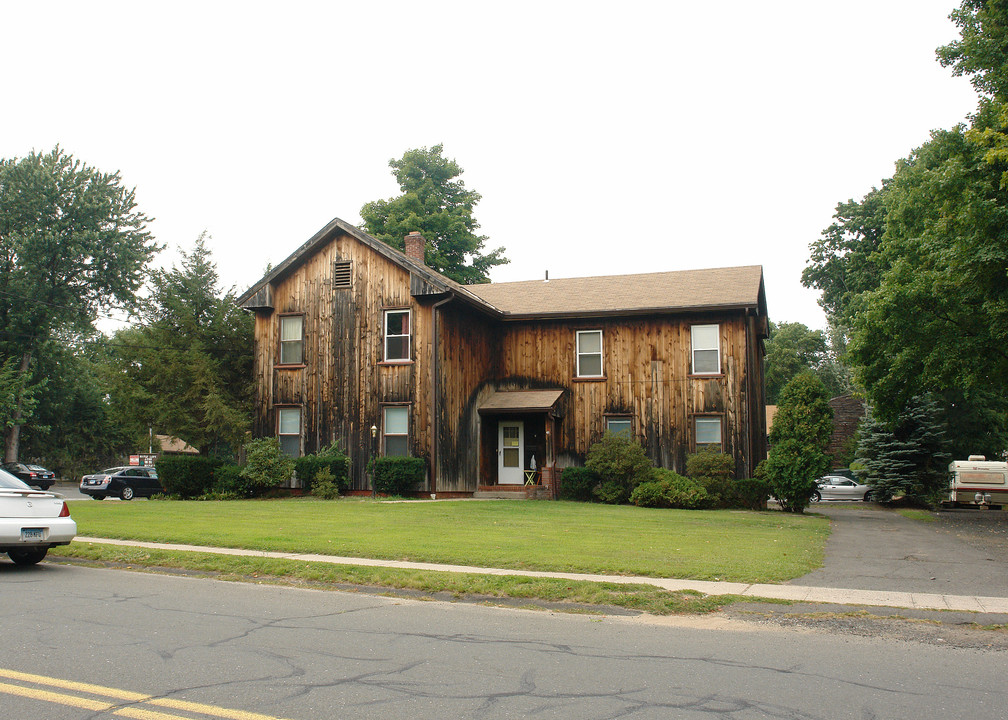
3, 351, 32, 463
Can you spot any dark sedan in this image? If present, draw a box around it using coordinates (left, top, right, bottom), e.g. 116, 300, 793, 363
0, 462, 56, 490
80, 466, 162, 500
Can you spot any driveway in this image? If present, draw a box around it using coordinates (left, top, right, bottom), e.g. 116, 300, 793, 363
789, 503, 1008, 598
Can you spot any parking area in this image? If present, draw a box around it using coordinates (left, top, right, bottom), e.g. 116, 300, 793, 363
790, 503, 1008, 598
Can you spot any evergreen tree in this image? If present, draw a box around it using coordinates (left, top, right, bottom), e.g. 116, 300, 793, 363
757, 371, 834, 513
857, 395, 952, 505
109, 234, 253, 455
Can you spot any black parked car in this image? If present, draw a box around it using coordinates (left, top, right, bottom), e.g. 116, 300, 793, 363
80, 466, 162, 500
0, 462, 55, 490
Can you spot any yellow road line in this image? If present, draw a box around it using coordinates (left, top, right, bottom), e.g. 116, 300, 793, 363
150, 697, 298, 720
0, 667, 151, 701
116, 706, 200, 720
0, 667, 297, 720
0, 681, 115, 712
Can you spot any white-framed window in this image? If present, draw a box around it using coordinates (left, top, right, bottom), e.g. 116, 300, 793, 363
691, 324, 720, 375
694, 416, 723, 451
384, 309, 411, 362
383, 406, 409, 456
606, 416, 632, 437
277, 407, 302, 457
576, 330, 603, 377
279, 315, 304, 365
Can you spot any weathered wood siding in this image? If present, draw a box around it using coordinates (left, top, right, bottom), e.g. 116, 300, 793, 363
490, 313, 758, 476
432, 302, 497, 492
250, 230, 434, 490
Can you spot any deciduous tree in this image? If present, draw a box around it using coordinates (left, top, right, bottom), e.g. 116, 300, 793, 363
360, 145, 508, 284
0, 147, 158, 461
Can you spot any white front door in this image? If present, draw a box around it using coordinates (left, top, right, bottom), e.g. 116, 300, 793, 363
498, 421, 524, 485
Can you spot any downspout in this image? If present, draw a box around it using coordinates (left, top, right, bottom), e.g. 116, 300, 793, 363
431, 294, 454, 495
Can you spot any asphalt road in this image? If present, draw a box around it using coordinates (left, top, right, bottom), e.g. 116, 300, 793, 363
2, 563, 1007, 720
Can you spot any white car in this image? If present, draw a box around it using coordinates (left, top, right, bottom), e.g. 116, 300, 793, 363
0, 467, 76, 565
812, 475, 875, 502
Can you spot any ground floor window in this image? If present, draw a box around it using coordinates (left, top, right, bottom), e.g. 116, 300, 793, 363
605, 416, 632, 437
694, 416, 723, 451
383, 405, 409, 456
277, 407, 302, 457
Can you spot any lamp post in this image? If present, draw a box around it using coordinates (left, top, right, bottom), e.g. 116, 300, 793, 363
370, 424, 378, 497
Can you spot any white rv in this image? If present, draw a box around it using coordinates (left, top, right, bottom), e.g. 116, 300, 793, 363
946, 455, 1008, 508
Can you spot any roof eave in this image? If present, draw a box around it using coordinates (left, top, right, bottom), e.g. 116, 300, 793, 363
495, 301, 761, 322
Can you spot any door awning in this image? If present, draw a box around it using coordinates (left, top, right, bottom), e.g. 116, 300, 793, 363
478, 389, 564, 415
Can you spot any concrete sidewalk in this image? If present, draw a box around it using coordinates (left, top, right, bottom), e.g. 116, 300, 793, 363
73, 536, 1008, 615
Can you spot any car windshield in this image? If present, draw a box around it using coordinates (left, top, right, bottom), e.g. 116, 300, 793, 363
0, 468, 32, 490
103, 467, 125, 474
26, 464, 48, 471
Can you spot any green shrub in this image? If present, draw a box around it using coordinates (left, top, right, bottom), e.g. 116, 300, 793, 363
212, 462, 251, 497
311, 467, 342, 500
630, 468, 708, 509
156, 455, 225, 498
369, 456, 425, 496
240, 437, 295, 497
559, 466, 599, 501
586, 432, 653, 505
686, 449, 735, 481
295, 448, 350, 493
695, 476, 736, 508
734, 477, 770, 510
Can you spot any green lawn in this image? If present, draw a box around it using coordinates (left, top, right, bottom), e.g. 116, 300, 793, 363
67, 498, 828, 584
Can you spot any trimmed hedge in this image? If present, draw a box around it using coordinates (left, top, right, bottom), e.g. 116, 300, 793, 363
295, 451, 350, 493
559, 466, 599, 501
734, 477, 770, 510
370, 456, 425, 496
156, 455, 225, 498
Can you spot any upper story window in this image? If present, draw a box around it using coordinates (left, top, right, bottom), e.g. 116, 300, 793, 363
576, 330, 603, 377
694, 416, 723, 451
279, 315, 304, 365
383, 405, 409, 456
277, 406, 302, 457
691, 324, 720, 375
384, 309, 411, 362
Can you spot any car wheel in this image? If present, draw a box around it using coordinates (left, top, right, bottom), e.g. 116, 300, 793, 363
810, 490, 821, 502
864, 491, 873, 502
93, 495, 105, 500
8, 547, 48, 565
120, 486, 134, 501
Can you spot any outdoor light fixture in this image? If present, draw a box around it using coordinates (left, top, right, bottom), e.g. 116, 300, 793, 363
370, 424, 377, 438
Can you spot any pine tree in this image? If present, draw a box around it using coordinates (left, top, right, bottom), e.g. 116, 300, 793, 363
857, 395, 952, 505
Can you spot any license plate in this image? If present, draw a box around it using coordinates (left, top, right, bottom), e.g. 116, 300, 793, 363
21, 528, 44, 541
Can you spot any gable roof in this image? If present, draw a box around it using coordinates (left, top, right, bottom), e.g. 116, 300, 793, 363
236, 217, 487, 310
236, 217, 767, 322
466, 266, 766, 319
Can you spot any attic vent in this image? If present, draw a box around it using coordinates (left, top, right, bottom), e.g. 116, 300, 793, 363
333, 262, 351, 288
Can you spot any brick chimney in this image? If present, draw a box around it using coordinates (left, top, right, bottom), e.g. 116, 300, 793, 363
404, 232, 425, 265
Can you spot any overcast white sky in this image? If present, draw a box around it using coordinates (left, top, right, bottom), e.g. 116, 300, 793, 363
1, 1, 980, 331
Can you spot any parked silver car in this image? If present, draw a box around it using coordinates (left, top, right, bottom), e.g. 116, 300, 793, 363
0, 468, 76, 564
812, 475, 874, 502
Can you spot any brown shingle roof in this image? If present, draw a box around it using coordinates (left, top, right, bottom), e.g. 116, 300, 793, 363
468, 265, 764, 318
